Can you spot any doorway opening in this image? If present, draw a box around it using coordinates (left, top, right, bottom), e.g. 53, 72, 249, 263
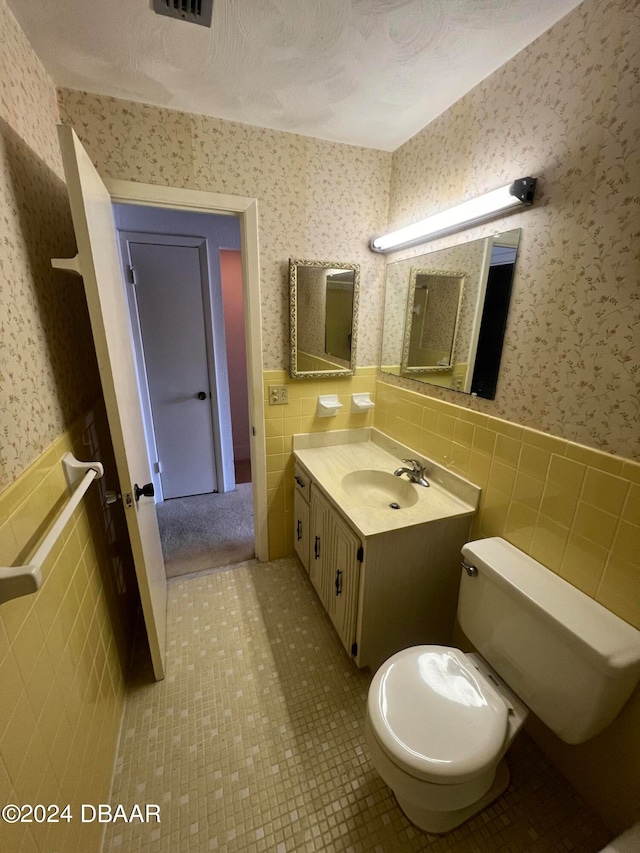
113, 202, 256, 578
104, 178, 267, 566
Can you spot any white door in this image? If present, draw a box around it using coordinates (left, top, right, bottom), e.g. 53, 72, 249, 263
128, 241, 218, 499
57, 126, 166, 681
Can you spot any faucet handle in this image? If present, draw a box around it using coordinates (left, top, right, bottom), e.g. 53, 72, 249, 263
402, 458, 424, 473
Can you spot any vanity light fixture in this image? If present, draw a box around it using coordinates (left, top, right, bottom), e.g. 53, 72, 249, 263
370, 177, 536, 253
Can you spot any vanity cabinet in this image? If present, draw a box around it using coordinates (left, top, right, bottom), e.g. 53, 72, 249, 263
309, 487, 361, 654
326, 510, 361, 653
293, 438, 479, 673
293, 466, 311, 571
309, 486, 330, 602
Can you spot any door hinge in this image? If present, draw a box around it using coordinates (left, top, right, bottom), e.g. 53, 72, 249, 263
154, 460, 162, 474
357, 546, 364, 563
127, 265, 136, 285
351, 642, 358, 657
252, 426, 256, 436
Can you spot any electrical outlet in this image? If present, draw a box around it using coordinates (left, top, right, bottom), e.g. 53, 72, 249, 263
269, 385, 288, 405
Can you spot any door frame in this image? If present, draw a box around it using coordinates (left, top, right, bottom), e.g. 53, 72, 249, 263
106, 179, 268, 561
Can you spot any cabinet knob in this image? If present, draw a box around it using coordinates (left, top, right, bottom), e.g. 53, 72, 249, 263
335, 569, 342, 596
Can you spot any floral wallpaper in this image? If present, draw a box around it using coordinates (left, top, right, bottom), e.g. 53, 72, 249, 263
0, 0, 100, 489
296, 266, 327, 357
414, 275, 460, 352
384, 0, 640, 460
5, 0, 636, 479
57, 90, 392, 371
0, 0, 60, 177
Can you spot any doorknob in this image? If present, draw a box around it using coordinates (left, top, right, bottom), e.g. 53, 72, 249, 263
197, 391, 207, 400
134, 482, 155, 501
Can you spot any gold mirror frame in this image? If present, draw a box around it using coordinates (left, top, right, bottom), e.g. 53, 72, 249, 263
401, 268, 465, 375
289, 258, 360, 378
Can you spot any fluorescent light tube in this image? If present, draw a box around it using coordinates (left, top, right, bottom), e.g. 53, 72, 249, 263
371, 178, 536, 253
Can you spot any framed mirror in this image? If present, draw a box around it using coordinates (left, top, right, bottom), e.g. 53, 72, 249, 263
402, 269, 465, 375
381, 229, 520, 398
289, 259, 360, 378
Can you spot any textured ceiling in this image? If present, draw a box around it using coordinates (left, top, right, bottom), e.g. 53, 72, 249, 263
8, 0, 584, 150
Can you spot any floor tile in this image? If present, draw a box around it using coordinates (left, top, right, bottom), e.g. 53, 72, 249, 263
104, 558, 612, 853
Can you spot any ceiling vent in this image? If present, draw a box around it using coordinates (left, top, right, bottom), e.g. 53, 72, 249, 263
152, 0, 213, 28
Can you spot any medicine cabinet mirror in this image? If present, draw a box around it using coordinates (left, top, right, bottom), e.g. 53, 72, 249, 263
289, 259, 360, 378
381, 229, 520, 399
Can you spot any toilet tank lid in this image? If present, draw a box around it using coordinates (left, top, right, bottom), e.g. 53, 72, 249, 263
462, 538, 640, 676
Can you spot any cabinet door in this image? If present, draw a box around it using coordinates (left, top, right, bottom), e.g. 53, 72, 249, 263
328, 511, 361, 654
309, 487, 333, 612
293, 489, 310, 572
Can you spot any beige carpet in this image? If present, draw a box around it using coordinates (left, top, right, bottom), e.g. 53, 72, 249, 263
156, 484, 254, 579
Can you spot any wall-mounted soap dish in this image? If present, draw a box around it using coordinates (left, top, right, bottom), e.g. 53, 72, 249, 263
317, 395, 343, 418
351, 393, 375, 413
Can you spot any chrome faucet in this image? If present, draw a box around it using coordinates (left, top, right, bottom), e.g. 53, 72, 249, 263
393, 458, 430, 487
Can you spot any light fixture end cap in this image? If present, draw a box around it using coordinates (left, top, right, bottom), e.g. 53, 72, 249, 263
509, 177, 537, 204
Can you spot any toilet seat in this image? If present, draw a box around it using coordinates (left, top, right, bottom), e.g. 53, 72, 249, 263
368, 645, 509, 785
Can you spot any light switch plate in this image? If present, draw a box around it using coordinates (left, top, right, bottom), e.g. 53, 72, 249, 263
269, 385, 288, 405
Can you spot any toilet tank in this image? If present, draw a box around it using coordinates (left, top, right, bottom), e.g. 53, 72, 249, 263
458, 538, 640, 744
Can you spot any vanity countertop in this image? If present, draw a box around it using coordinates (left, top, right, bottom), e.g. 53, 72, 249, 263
293, 430, 479, 539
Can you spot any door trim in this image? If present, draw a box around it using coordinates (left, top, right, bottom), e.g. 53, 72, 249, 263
105, 180, 268, 562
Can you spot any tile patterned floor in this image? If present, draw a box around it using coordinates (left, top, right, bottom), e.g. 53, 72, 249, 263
104, 558, 612, 853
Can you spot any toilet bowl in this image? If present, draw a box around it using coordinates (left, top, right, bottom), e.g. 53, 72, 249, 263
365, 538, 640, 835
366, 645, 528, 834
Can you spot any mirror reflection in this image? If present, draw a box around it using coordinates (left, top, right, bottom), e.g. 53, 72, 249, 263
290, 259, 359, 378
402, 269, 465, 375
381, 229, 520, 399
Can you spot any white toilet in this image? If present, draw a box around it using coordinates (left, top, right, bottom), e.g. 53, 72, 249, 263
366, 537, 640, 834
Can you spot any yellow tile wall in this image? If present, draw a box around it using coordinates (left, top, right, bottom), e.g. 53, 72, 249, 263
263, 367, 378, 559
0, 409, 135, 853
374, 380, 640, 630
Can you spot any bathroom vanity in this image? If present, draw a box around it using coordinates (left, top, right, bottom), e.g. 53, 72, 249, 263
293, 429, 480, 671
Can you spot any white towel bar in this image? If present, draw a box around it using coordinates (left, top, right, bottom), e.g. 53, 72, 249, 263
0, 453, 104, 605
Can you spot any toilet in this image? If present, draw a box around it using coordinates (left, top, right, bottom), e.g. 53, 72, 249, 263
366, 537, 640, 834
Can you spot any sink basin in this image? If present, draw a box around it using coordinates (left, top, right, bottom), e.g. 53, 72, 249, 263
341, 469, 419, 509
